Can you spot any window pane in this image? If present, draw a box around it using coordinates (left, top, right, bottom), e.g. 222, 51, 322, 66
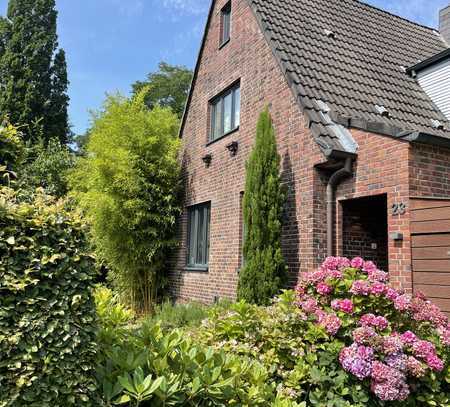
187, 203, 211, 268
221, 7, 230, 43
213, 99, 222, 140
205, 206, 210, 264
223, 92, 232, 134
188, 209, 196, 266
233, 87, 240, 128
196, 207, 205, 265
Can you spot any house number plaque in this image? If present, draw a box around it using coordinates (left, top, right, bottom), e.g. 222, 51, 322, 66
391, 203, 406, 216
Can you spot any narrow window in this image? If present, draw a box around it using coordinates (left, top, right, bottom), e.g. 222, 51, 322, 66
220, 2, 231, 46
187, 202, 211, 270
209, 83, 240, 142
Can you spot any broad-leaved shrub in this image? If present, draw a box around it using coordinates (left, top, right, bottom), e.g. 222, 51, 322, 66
198, 257, 450, 406
0, 187, 101, 406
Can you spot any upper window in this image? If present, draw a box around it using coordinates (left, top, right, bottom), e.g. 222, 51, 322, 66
220, 2, 231, 46
210, 83, 240, 142
187, 202, 211, 270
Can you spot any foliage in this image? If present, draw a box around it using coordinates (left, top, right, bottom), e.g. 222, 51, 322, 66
69, 91, 182, 313
238, 108, 287, 305
0, 187, 101, 406
146, 301, 210, 332
94, 286, 135, 354
17, 137, 76, 197
97, 321, 285, 406
132, 62, 193, 119
0, 0, 69, 143
198, 258, 450, 406
0, 119, 24, 184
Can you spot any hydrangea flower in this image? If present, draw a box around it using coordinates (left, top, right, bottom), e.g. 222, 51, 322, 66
331, 299, 354, 314
368, 269, 389, 283
316, 310, 341, 336
339, 343, 374, 380
370, 282, 386, 296
351, 257, 364, 269
316, 282, 333, 296
394, 294, 412, 311
363, 260, 377, 274
370, 361, 410, 401
400, 331, 417, 345
350, 280, 371, 296
353, 326, 377, 345
382, 335, 403, 355
385, 287, 399, 301
359, 314, 389, 330
406, 356, 426, 378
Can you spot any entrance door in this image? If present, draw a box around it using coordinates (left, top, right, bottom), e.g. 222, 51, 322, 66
341, 194, 389, 272
410, 198, 450, 315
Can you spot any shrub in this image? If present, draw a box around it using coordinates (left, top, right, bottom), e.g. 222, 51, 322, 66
97, 323, 282, 406
69, 90, 181, 313
18, 138, 76, 197
146, 301, 209, 331
0, 119, 24, 184
238, 108, 287, 305
0, 187, 101, 406
198, 258, 450, 406
94, 286, 135, 353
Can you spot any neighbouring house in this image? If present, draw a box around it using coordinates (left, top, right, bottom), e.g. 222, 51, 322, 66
169, 0, 450, 312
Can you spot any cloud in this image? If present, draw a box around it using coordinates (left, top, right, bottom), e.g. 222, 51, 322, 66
161, 0, 210, 16
366, 0, 449, 28
112, 0, 144, 17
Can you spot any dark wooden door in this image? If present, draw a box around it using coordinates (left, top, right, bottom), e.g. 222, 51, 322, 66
410, 198, 450, 315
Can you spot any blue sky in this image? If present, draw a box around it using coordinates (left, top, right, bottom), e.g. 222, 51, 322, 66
0, 0, 448, 135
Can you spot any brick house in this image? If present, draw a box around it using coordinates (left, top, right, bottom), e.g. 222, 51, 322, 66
169, 0, 450, 312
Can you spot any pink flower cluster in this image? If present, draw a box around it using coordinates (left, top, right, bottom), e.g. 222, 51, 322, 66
359, 314, 389, 330
315, 310, 341, 336
370, 361, 409, 401
294, 257, 449, 402
339, 343, 374, 380
331, 299, 354, 314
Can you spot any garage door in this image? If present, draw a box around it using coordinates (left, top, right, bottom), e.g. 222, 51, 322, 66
410, 198, 450, 315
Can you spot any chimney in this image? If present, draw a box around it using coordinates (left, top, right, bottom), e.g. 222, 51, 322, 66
440, 5, 450, 45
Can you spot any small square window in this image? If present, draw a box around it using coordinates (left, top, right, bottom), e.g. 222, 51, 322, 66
220, 2, 231, 46
187, 202, 211, 270
209, 83, 240, 142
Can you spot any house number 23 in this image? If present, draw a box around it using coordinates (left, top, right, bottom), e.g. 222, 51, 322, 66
391, 203, 406, 216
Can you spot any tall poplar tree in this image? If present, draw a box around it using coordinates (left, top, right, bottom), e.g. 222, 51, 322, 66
0, 0, 69, 144
237, 108, 287, 305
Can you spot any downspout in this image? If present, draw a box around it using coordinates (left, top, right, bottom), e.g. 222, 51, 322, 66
326, 157, 353, 257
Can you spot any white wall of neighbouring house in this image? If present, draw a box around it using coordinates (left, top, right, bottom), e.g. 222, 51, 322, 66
417, 57, 450, 121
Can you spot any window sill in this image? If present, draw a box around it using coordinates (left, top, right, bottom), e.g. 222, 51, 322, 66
219, 38, 230, 50
206, 126, 239, 146
184, 266, 209, 273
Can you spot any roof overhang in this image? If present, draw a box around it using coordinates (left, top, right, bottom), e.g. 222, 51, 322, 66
406, 48, 450, 76
396, 130, 450, 149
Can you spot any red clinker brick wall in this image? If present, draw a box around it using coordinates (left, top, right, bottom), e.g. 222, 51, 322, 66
169, 0, 325, 303
334, 130, 413, 291
409, 144, 450, 198
169, 0, 450, 303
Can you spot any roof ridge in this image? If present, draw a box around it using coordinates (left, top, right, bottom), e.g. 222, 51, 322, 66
352, 0, 439, 33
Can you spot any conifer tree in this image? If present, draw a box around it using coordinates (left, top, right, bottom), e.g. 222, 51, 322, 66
0, 0, 69, 144
48, 49, 70, 142
237, 108, 287, 305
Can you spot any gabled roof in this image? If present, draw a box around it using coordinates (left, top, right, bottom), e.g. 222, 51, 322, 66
180, 0, 450, 156
248, 0, 450, 152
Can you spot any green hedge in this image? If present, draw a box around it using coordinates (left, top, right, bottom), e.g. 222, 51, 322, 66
0, 188, 101, 406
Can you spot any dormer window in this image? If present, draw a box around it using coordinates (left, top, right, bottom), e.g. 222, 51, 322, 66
209, 82, 240, 142
220, 2, 231, 47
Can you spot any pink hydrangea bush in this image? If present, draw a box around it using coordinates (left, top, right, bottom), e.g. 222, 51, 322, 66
295, 257, 450, 402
